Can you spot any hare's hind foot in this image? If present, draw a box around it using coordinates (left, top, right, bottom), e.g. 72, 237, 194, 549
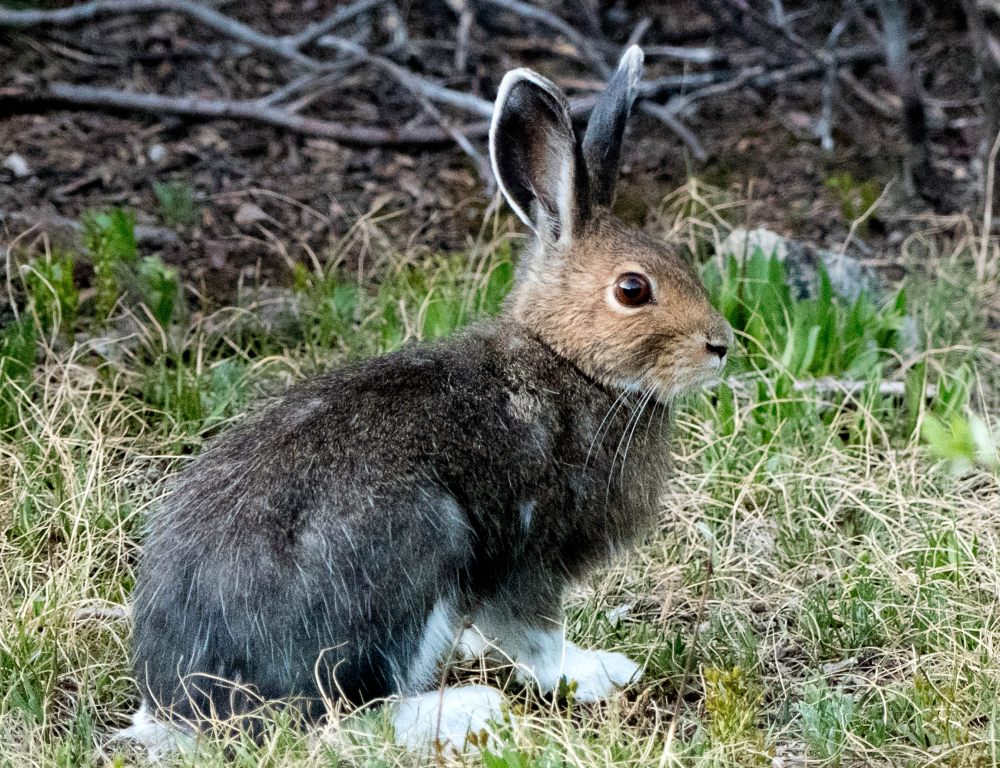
460, 610, 642, 703
110, 702, 195, 762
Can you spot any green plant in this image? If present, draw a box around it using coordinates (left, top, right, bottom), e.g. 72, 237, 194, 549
135, 255, 180, 327
21, 250, 78, 333
153, 180, 201, 230
699, 249, 915, 448
825, 171, 881, 233
82, 208, 138, 319
483, 747, 568, 768
0, 193, 995, 768
704, 250, 907, 380
0, 317, 36, 431
796, 682, 855, 764
703, 665, 767, 758
82, 208, 181, 327
923, 411, 999, 473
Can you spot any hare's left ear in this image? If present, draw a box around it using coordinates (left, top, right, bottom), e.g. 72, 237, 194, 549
489, 68, 589, 245
582, 46, 644, 208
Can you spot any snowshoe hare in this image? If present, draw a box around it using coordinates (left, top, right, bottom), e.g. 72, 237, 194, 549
125, 45, 732, 754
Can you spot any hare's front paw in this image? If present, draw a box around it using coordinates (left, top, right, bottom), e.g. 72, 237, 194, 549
559, 646, 641, 702
516, 637, 641, 702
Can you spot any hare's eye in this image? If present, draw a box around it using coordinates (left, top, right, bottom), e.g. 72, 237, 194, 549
613, 273, 653, 307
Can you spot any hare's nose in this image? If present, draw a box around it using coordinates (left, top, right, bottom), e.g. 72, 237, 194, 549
706, 342, 728, 360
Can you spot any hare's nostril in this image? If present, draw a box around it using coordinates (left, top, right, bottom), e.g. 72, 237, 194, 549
706, 342, 728, 360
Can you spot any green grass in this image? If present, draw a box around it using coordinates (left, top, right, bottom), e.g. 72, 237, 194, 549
1, 191, 998, 767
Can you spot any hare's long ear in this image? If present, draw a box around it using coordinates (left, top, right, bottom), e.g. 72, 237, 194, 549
490, 68, 587, 244
582, 45, 644, 208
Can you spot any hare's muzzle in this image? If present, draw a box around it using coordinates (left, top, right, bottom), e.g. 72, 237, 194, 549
704, 316, 735, 370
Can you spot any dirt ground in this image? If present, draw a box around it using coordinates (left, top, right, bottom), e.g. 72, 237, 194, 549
0, 1, 988, 308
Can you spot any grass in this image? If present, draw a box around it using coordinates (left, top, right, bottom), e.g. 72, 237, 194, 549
1, 184, 998, 767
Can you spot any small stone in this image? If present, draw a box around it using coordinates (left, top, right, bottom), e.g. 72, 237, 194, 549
148, 144, 168, 162
719, 227, 789, 263
3, 152, 32, 178
234, 202, 269, 228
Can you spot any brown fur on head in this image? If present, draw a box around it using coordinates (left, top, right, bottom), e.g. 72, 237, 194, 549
490, 47, 733, 400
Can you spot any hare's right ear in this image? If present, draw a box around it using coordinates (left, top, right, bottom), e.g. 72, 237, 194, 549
582, 46, 644, 208
490, 69, 587, 245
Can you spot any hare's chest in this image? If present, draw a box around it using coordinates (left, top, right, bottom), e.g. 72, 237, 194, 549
567, 402, 670, 531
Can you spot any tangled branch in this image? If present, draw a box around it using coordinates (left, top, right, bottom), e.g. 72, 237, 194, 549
0, 0, 896, 169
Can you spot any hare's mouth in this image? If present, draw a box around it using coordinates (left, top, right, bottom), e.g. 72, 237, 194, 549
637, 362, 727, 404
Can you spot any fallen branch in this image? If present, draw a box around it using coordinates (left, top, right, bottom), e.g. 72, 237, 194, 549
0, 0, 892, 162
1, 82, 490, 146
1, 210, 180, 248
723, 375, 939, 399
0, 0, 320, 68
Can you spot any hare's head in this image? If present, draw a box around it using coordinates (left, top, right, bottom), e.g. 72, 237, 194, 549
491, 47, 732, 400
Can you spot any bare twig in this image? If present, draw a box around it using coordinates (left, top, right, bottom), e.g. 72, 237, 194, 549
478, 0, 713, 159
454, 2, 474, 73
979, 129, 1000, 282
838, 68, 899, 120
256, 69, 346, 107
381, 2, 409, 53
72, 603, 129, 621
283, 0, 384, 50
638, 102, 708, 162
624, 17, 653, 51
661, 66, 766, 118
315, 36, 494, 117
815, 14, 851, 152
476, 0, 609, 73
642, 44, 727, 64
723, 375, 939, 399
1, 83, 490, 145
417, 98, 495, 192
718, 0, 813, 56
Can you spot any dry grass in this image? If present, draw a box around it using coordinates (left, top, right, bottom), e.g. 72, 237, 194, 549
1, 191, 998, 767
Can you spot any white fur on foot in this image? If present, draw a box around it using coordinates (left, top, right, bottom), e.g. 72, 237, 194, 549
392, 685, 505, 754
514, 632, 641, 702
110, 703, 194, 761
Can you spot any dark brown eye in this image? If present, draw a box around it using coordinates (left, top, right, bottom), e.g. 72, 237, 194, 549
613, 272, 653, 307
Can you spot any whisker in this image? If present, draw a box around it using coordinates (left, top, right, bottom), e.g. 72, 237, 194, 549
619, 387, 656, 486
606, 385, 655, 502
584, 369, 654, 471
